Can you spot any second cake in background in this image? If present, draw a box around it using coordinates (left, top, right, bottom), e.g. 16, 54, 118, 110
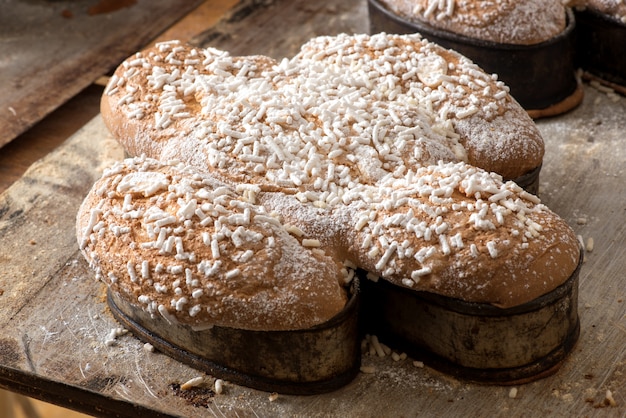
369, 0, 583, 117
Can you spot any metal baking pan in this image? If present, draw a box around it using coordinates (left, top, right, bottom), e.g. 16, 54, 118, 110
360, 248, 583, 384
107, 279, 361, 395
511, 164, 541, 195
575, 8, 626, 94
368, 0, 583, 118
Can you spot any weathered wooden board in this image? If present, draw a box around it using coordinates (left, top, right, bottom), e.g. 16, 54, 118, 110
189, 0, 369, 57
0, 85, 624, 418
0, 0, 625, 416
0, 0, 203, 149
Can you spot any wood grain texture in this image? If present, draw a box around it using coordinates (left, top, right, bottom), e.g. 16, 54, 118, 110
0, 0, 204, 149
190, 0, 368, 57
1, 74, 624, 418
154, 0, 240, 44
0, 84, 104, 195
0, 0, 625, 416
0, 388, 90, 418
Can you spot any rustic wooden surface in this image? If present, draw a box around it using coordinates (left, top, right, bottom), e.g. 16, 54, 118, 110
0, 0, 625, 416
0, 0, 203, 149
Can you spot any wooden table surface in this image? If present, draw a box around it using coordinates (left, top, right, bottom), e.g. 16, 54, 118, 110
0, 0, 208, 150
1, 1, 625, 417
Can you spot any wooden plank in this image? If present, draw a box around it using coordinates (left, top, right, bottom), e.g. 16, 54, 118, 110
0, 78, 623, 418
0, 84, 104, 195
0, 0, 625, 416
154, 0, 241, 44
190, 0, 369, 58
0, 117, 124, 325
0, 0, 203, 149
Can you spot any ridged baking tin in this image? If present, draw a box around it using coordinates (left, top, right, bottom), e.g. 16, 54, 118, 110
360, 248, 583, 384
107, 279, 361, 395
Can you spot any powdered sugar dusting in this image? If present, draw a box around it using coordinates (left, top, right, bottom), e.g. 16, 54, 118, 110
252, 159, 579, 308
583, 0, 626, 23
77, 156, 349, 331
90, 33, 579, 317
103, 33, 543, 184
379, 0, 567, 44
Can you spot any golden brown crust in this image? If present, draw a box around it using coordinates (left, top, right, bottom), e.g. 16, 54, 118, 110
378, 0, 568, 45
78, 157, 580, 314
86, 34, 580, 330
258, 162, 580, 308
582, 0, 626, 23
76, 157, 348, 331
100, 34, 544, 184
294, 35, 544, 179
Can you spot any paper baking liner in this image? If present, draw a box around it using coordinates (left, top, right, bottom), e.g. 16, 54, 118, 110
107, 279, 361, 395
360, 248, 583, 384
368, 1, 583, 118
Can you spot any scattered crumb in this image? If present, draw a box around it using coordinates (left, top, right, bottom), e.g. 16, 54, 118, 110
369, 335, 386, 358
413, 360, 424, 368
608, 93, 621, 103
585, 237, 594, 253
181, 376, 204, 391
169, 382, 215, 408
104, 327, 128, 346
143, 342, 154, 352
360, 365, 376, 374
576, 217, 588, 225
552, 389, 574, 402
509, 387, 518, 399
362, 335, 407, 363
584, 387, 597, 403
590, 80, 615, 94
604, 390, 617, 407
214, 379, 224, 395
268, 392, 279, 402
